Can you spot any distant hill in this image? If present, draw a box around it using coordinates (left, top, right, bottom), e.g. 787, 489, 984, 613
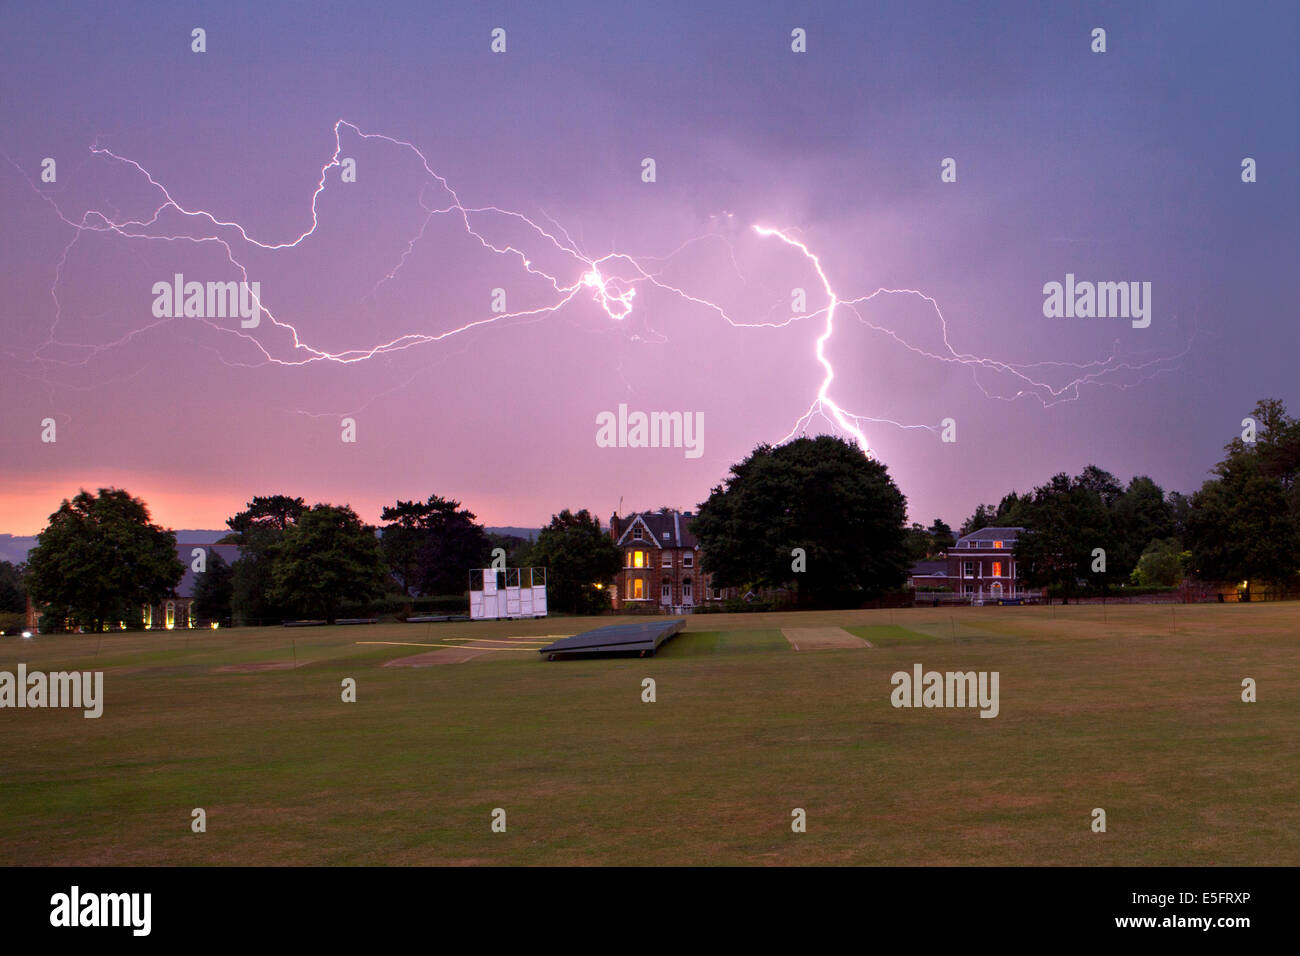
486, 527, 539, 542
0, 526, 538, 564
0, 535, 35, 565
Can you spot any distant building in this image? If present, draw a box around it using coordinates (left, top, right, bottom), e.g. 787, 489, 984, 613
149, 542, 242, 629
609, 510, 738, 612
907, 559, 950, 591
946, 527, 1031, 601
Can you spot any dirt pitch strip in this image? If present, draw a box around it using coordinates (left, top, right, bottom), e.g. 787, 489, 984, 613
364, 636, 567, 667
214, 660, 310, 672
781, 626, 872, 650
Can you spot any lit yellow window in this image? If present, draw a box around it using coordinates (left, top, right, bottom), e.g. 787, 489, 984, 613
992, 561, 1003, 577
994, 541, 1003, 549
632, 578, 644, 599
633, 550, 645, 568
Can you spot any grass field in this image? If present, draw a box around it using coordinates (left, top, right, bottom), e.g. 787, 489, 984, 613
2, 603, 1297, 865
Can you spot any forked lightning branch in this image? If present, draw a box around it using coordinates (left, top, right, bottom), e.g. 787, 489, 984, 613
17, 120, 1186, 454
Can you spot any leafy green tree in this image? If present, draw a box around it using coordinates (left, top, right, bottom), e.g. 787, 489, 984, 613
1011, 467, 1173, 598
528, 509, 621, 614
1167, 491, 1192, 545
960, 503, 997, 536
25, 488, 184, 632
1186, 464, 1299, 595
1110, 475, 1175, 579
270, 504, 390, 623
1221, 398, 1300, 513
904, 523, 933, 563
902, 521, 954, 560
692, 436, 909, 606
1014, 472, 1114, 601
1130, 538, 1188, 587
380, 495, 490, 595
1074, 465, 1125, 509
0, 560, 26, 613
190, 548, 234, 622
996, 492, 1032, 525
962, 494, 1029, 537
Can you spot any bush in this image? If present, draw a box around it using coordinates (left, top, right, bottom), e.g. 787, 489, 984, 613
0, 611, 27, 635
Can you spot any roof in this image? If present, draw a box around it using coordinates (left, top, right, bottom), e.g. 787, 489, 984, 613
909, 560, 948, 577
612, 510, 699, 549
174, 543, 242, 598
956, 526, 1023, 545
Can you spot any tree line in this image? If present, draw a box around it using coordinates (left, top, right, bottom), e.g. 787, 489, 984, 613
943, 398, 1300, 600
686, 399, 1300, 605
18, 490, 624, 629
10, 396, 1299, 629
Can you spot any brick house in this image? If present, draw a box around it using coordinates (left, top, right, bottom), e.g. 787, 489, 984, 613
946, 526, 1033, 601
609, 510, 738, 612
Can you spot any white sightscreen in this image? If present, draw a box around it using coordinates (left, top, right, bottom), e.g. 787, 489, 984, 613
469, 567, 547, 620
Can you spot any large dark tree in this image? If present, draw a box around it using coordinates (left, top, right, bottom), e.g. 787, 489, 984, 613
226, 495, 306, 537
270, 504, 390, 623
1185, 398, 1300, 595
222, 495, 306, 625
692, 436, 909, 606
25, 488, 184, 632
380, 495, 490, 596
528, 509, 621, 614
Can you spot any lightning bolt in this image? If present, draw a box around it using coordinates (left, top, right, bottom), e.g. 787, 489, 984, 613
5, 119, 1189, 455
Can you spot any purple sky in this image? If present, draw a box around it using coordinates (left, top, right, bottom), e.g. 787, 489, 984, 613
2, 1, 1297, 535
